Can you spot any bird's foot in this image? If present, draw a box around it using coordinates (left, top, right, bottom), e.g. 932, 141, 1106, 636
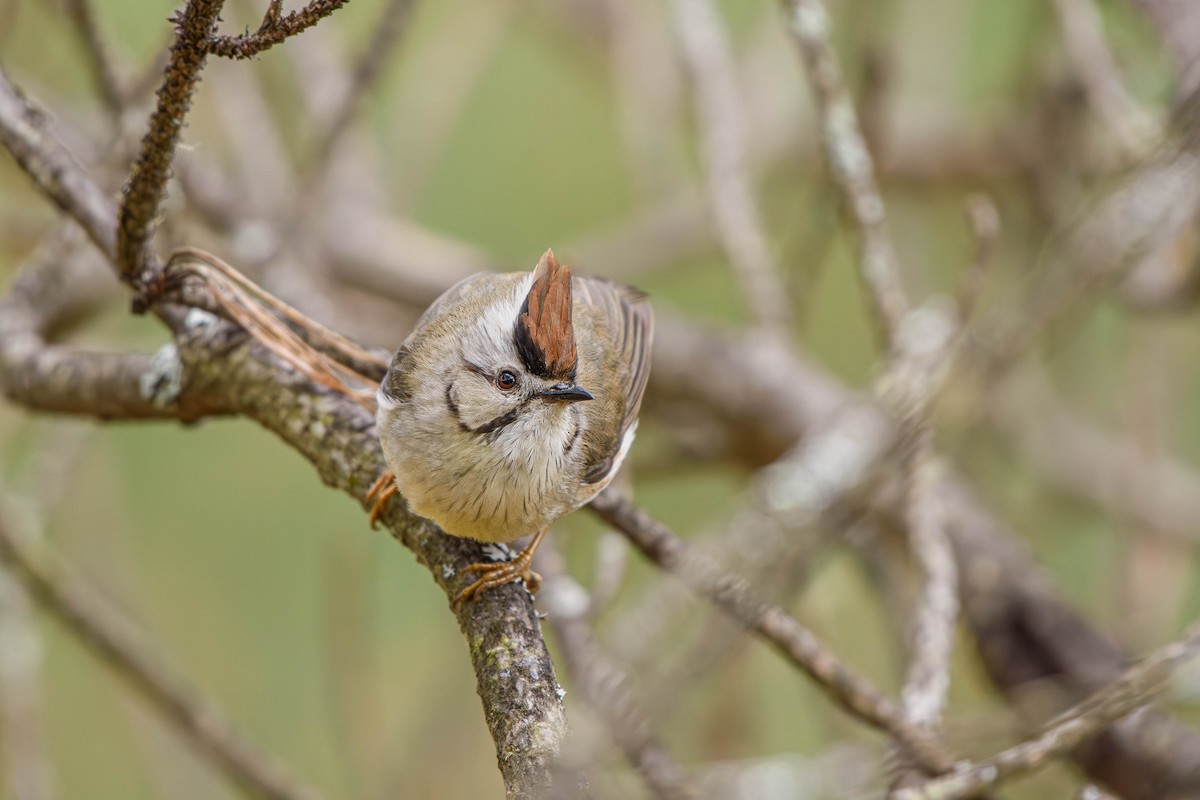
453, 529, 548, 607
366, 470, 398, 529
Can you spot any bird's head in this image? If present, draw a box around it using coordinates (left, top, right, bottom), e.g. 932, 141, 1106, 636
448, 250, 593, 436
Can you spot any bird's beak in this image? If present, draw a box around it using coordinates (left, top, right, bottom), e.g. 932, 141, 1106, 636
538, 383, 594, 403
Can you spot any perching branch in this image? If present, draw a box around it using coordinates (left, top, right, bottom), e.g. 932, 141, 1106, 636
0, 40, 566, 799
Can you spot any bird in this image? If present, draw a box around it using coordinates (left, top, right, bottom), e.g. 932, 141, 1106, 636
368, 249, 653, 605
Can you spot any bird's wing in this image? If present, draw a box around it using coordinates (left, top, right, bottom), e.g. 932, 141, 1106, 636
574, 277, 654, 484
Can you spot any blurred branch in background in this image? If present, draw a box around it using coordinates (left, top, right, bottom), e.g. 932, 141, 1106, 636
0, 496, 324, 800
538, 538, 695, 800
3, 0, 1200, 798
673, 0, 792, 339
894, 618, 1200, 800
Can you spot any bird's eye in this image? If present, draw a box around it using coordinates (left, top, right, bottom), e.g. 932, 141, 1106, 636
496, 370, 518, 391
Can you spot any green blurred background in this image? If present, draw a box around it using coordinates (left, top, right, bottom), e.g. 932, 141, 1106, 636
2, 0, 1199, 797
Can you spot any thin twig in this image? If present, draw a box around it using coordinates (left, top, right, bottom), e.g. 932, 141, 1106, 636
205, 0, 351, 59
955, 194, 1000, 324
673, 0, 792, 338
783, 0, 909, 339
894, 620, 1200, 800
974, 141, 1200, 380
539, 541, 695, 800
0, 501, 324, 800
876, 301, 962, 743
118, 0, 226, 288
1051, 0, 1158, 160
897, 445, 957, 731
308, 0, 415, 172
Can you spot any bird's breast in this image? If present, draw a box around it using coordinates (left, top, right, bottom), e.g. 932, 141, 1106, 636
380, 405, 582, 543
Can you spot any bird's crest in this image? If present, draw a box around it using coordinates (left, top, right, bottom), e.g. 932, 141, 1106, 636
514, 249, 577, 381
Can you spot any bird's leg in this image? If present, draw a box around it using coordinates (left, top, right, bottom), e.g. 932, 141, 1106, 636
366, 469, 398, 529
453, 528, 548, 607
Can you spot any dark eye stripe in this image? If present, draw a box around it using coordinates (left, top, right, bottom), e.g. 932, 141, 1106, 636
472, 406, 522, 435
447, 381, 529, 437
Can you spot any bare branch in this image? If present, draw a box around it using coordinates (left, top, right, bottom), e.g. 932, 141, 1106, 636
875, 303, 961, 743
205, 0, 351, 60
956, 194, 1000, 323
539, 542, 695, 800
308, 0, 416, 172
0, 68, 118, 259
1052, 0, 1159, 159
643, 317, 1200, 794
0, 499, 324, 800
783, 0, 909, 338
673, 0, 792, 338
894, 620, 1200, 800
589, 490, 957, 776
118, 0, 226, 288
0, 237, 227, 421
779, 9, 964, 734
897, 450, 957, 731
0, 140, 566, 798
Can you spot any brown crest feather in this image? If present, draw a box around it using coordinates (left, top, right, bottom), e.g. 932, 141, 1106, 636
514, 249, 577, 381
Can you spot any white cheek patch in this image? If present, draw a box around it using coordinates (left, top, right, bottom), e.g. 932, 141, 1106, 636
462, 273, 534, 367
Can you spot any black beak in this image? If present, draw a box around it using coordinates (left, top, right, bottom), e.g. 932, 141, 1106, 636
539, 383, 594, 403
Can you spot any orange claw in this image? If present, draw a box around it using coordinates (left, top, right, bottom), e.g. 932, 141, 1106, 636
366, 470, 398, 529
452, 528, 547, 607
